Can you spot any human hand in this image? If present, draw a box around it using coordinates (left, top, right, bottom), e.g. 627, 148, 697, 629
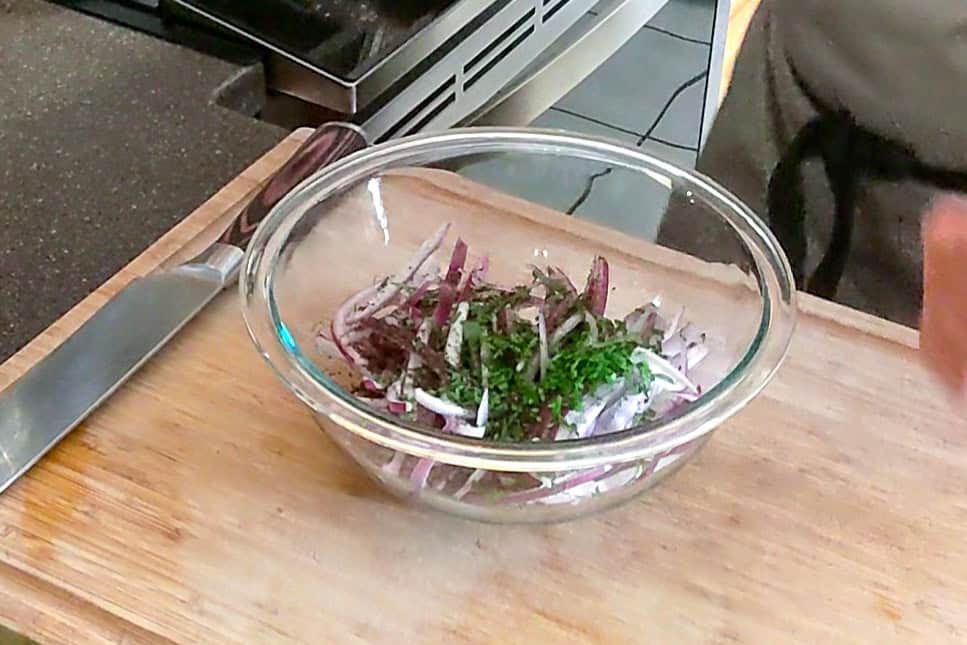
920, 194, 967, 394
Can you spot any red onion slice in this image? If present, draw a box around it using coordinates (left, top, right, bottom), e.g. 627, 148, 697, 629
583, 256, 610, 316
537, 312, 549, 381
349, 222, 450, 324
476, 388, 490, 428
444, 302, 469, 367
414, 388, 474, 419
444, 237, 468, 286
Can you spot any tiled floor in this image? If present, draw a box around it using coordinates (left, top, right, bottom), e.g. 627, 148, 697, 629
458, 0, 716, 241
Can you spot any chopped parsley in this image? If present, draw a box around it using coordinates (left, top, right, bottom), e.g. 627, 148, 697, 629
437, 291, 654, 441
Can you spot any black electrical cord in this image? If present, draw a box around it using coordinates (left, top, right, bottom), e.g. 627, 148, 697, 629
643, 24, 711, 46
647, 135, 699, 153
555, 70, 709, 150
635, 70, 708, 147
548, 107, 643, 139
560, 69, 709, 215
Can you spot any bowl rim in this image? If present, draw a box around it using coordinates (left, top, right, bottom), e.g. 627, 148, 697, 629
240, 127, 797, 472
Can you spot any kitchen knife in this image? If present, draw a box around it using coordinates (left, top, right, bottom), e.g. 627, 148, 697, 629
0, 122, 368, 494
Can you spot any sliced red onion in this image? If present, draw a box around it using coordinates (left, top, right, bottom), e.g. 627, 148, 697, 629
330, 319, 380, 386
677, 322, 704, 345
584, 312, 599, 344
382, 451, 406, 476
496, 308, 514, 334
414, 388, 474, 419
410, 458, 434, 488
453, 423, 486, 439
444, 237, 468, 286
498, 466, 608, 505
662, 307, 685, 341
386, 379, 412, 414
583, 256, 610, 316
537, 312, 549, 381
457, 255, 489, 302
345, 328, 375, 344
349, 222, 450, 324
387, 400, 409, 415
431, 282, 457, 327
685, 343, 710, 370
647, 391, 690, 420
656, 315, 709, 378
670, 353, 688, 374
454, 469, 487, 500
444, 301, 469, 367
590, 392, 651, 436
331, 284, 378, 345
560, 379, 627, 439
631, 347, 699, 394
550, 312, 584, 348
497, 460, 644, 505
405, 279, 433, 308
362, 377, 383, 392
476, 388, 490, 427
496, 475, 519, 489
404, 319, 432, 375
544, 296, 576, 331
407, 417, 484, 490
441, 414, 484, 438
675, 390, 701, 402
661, 333, 686, 359
624, 304, 658, 333
549, 266, 577, 294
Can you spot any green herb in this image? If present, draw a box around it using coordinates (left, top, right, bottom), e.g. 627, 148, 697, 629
436, 290, 653, 441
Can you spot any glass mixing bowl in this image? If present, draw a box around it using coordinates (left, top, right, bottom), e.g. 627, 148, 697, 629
240, 127, 796, 523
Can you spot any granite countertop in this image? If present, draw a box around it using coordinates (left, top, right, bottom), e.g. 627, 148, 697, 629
0, 0, 287, 363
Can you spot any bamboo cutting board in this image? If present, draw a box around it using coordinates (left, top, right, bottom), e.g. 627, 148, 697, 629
2, 129, 967, 644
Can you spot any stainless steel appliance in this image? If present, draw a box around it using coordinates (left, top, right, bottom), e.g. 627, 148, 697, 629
170, 0, 671, 141
52, 0, 728, 144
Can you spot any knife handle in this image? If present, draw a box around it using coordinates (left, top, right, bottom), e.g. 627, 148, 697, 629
220, 122, 369, 249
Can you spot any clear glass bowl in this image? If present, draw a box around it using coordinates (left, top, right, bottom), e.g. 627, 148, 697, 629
240, 127, 796, 523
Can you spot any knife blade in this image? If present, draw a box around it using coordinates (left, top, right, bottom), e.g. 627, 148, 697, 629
0, 122, 369, 494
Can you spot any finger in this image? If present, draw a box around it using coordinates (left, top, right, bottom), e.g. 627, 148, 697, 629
922, 195, 967, 347
921, 320, 967, 391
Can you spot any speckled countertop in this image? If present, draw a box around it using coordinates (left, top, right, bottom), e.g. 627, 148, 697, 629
0, 0, 287, 362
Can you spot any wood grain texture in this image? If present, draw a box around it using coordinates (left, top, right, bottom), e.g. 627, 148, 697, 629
2, 130, 967, 644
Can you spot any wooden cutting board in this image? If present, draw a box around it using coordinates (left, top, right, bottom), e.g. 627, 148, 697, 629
2, 129, 967, 645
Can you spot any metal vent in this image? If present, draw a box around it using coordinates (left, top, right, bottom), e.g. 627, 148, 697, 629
463, 8, 536, 91
364, 0, 599, 142
380, 76, 457, 141
542, 0, 572, 23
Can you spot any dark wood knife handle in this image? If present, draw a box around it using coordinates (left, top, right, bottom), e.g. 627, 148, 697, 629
221, 122, 369, 249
